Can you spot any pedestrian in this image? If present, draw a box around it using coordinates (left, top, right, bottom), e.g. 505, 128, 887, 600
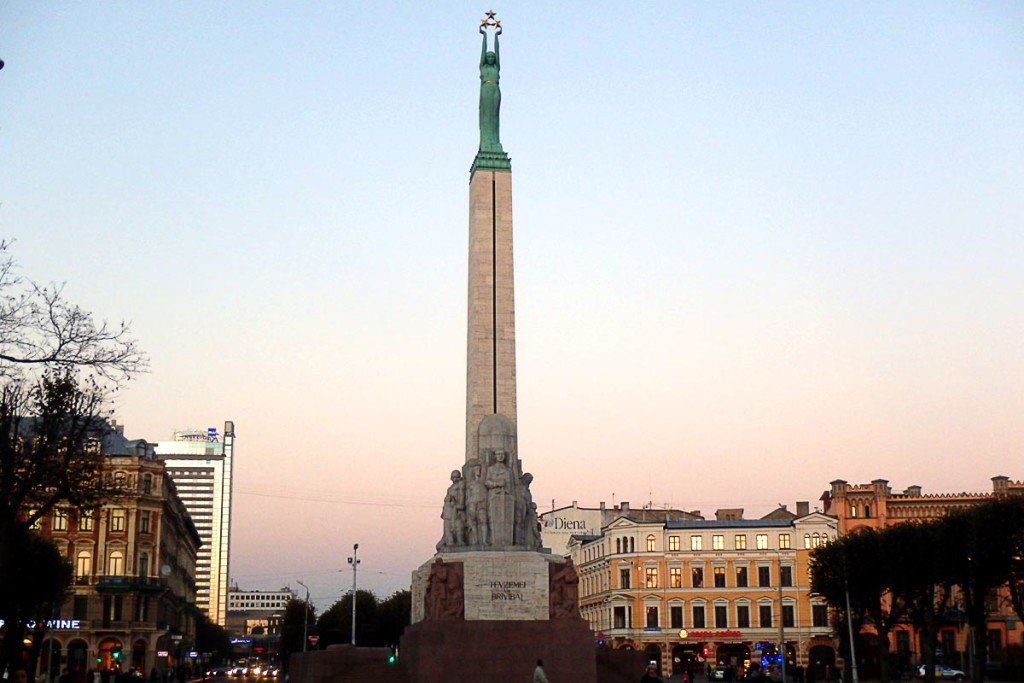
12, 667, 30, 683
640, 664, 664, 683
533, 659, 549, 683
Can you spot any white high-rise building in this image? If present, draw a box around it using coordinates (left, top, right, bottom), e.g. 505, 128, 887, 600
155, 421, 236, 626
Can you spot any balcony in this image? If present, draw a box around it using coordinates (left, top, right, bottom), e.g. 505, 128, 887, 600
96, 576, 167, 593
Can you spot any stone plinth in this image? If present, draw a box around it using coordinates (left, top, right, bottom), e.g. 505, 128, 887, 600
411, 550, 562, 623
401, 618, 595, 683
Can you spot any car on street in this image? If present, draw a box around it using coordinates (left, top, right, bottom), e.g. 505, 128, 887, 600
917, 665, 966, 680
205, 667, 233, 679
712, 667, 728, 680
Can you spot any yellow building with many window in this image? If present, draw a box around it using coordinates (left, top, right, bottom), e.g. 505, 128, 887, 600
568, 508, 839, 678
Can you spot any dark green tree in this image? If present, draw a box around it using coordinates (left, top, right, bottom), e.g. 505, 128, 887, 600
195, 613, 232, 667
280, 598, 317, 670
316, 591, 378, 647
376, 590, 411, 649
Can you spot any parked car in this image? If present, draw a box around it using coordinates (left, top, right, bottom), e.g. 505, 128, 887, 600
917, 665, 966, 680
712, 667, 728, 680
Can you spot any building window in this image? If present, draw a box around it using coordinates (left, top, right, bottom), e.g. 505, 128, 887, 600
76, 551, 92, 580
669, 536, 680, 551
812, 533, 823, 548
113, 471, 127, 487
812, 604, 829, 627
804, 533, 811, 549
646, 606, 659, 629
759, 605, 773, 628
737, 605, 750, 628
671, 567, 682, 588
616, 538, 622, 553
712, 534, 724, 550
647, 535, 657, 552
715, 605, 728, 628
142, 474, 152, 493
110, 509, 127, 532
138, 552, 150, 578
758, 566, 771, 587
140, 511, 151, 534
620, 568, 631, 589
646, 567, 658, 588
108, 550, 125, 576
630, 537, 635, 553
614, 606, 627, 629
714, 567, 726, 588
780, 565, 793, 587
53, 509, 69, 531
671, 606, 683, 629
850, 504, 858, 518
896, 630, 910, 654
691, 535, 703, 551
779, 533, 791, 549
692, 605, 706, 628
782, 604, 795, 628
736, 566, 748, 587
79, 511, 94, 531
135, 596, 149, 622
756, 534, 768, 549
692, 567, 704, 588
864, 505, 872, 518
735, 534, 746, 550
73, 595, 89, 620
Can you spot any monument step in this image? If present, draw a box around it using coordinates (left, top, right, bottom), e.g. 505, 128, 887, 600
330, 660, 407, 683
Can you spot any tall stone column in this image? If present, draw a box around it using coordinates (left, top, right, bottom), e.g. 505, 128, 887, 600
465, 167, 517, 462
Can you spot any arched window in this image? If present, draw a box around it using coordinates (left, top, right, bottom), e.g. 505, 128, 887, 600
646, 535, 657, 552
108, 550, 125, 576
630, 537, 635, 553
76, 550, 92, 579
811, 533, 822, 548
804, 533, 811, 549
616, 538, 621, 554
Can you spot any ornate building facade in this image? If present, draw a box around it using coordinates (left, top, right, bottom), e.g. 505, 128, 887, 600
28, 426, 200, 678
568, 505, 838, 678
822, 476, 1024, 672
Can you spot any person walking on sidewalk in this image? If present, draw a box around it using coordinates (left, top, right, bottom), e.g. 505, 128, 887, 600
640, 664, 664, 683
533, 659, 549, 683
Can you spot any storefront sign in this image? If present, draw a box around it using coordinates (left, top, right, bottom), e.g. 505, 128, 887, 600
0, 619, 81, 630
689, 630, 742, 638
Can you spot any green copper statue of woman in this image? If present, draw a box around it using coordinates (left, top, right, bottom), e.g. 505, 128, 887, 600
478, 23, 503, 153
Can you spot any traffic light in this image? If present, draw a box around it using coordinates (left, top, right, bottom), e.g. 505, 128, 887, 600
111, 646, 122, 662
387, 646, 397, 665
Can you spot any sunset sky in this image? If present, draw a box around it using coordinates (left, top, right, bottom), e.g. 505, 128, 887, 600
2, 3, 1022, 610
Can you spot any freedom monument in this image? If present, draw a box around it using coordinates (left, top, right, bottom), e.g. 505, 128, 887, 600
399, 13, 597, 683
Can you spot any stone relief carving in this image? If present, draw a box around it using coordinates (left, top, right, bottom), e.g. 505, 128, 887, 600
425, 558, 464, 620
549, 559, 580, 619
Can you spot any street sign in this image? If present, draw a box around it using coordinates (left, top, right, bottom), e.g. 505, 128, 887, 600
308, 635, 320, 646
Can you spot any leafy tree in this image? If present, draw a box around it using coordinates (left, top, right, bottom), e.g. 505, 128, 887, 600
280, 598, 317, 670
0, 530, 71, 680
0, 243, 146, 677
895, 520, 953, 683
317, 591, 378, 647
376, 590, 411, 649
195, 614, 232, 666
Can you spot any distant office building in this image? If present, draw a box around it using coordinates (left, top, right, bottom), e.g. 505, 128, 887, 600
228, 587, 294, 613
155, 422, 236, 626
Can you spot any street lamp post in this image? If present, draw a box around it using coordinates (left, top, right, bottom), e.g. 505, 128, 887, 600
296, 581, 310, 653
777, 550, 787, 683
347, 544, 359, 646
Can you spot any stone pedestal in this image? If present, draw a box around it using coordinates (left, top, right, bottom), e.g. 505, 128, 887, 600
401, 618, 595, 683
